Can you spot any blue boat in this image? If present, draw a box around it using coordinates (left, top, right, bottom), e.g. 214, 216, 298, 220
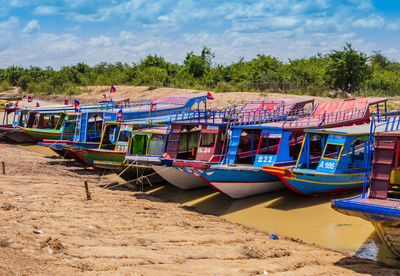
264, 124, 377, 195
332, 112, 400, 258
200, 98, 388, 198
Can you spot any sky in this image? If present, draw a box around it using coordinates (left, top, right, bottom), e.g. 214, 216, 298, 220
0, 0, 399, 68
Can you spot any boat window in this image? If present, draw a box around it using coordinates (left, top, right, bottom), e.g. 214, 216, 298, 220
147, 134, 165, 155
200, 133, 216, 147
289, 133, 303, 159
118, 130, 130, 142
100, 125, 118, 149
130, 134, 148, 155
257, 136, 280, 155
177, 131, 200, 159
323, 143, 342, 159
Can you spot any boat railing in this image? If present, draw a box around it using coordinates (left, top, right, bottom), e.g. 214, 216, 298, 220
282, 107, 365, 129
362, 110, 400, 197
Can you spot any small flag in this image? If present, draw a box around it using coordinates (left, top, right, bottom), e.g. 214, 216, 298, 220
109, 85, 116, 93
117, 109, 123, 121
36, 102, 40, 108
28, 96, 33, 102
74, 99, 80, 113
150, 102, 157, 111
64, 99, 69, 105
207, 91, 214, 100
15, 100, 19, 106
163, 152, 172, 159
102, 93, 107, 98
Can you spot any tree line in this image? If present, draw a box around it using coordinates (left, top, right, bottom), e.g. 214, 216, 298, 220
1, 43, 399, 97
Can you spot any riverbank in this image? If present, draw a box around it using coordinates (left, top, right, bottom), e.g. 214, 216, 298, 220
0, 143, 399, 275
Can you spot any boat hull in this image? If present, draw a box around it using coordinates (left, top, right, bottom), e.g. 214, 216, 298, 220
0, 126, 37, 143
20, 127, 74, 142
264, 166, 364, 196
286, 171, 364, 195
41, 140, 100, 162
152, 166, 208, 190
201, 166, 285, 199
332, 196, 400, 257
81, 148, 126, 169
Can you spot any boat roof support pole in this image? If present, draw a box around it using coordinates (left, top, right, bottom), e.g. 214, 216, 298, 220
251, 129, 254, 162
395, 138, 399, 172
377, 104, 380, 122
385, 102, 387, 120
256, 132, 265, 155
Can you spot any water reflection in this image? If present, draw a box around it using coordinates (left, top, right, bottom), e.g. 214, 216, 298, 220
356, 232, 400, 266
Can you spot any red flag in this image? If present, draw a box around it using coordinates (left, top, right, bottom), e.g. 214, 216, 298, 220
36, 102, 40, 107
103, 93, 107, 98
64, 99, 69, 105
109, 85, 116, 93
207, 91, 214, 100
150, 102, 157, 111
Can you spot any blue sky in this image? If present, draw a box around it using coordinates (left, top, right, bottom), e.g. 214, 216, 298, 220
0, 0, 399, 68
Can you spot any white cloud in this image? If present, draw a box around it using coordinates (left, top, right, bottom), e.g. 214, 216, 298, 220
88, 35, 112, 47
0, 0, 399, 68
22, 19, 40, 34
0, 16, 19, 35
34, 6, 58, 15
384, 48, 398, 55
353, 14, 385, 28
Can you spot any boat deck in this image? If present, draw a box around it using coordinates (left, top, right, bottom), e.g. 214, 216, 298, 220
358, 197, 400, 208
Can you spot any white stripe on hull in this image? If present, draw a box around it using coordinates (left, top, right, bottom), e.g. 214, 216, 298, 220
209, 181, 286, 199
152, 166, 208, 190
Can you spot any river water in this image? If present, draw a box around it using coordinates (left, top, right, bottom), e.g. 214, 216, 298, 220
145, 183, 400, 266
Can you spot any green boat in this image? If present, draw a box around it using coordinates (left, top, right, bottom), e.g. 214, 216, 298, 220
20, 112, 77, 142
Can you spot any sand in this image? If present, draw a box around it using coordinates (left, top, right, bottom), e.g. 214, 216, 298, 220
0, 143, 399, 275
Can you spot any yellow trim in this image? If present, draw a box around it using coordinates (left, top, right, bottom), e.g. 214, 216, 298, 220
286, 176, 364, 185
114, 126, 123, 151
293, 171, 365, 176
99, 121, 166, 150
145, 134, 151, 155
94, 161, 121, 165
295, 133, 308, 168
322, 142, 343, 161
263, 168, 286, 174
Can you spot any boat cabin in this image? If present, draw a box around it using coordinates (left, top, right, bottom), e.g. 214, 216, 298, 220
128, 127, 167, 156
224, 124, 304, 168
1, 107, 30, 128
294, 125, 371, 175
164, 121, 228, 163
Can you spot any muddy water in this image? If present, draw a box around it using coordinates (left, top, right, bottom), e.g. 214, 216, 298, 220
145, 183, 400, 265
14, 144, 400, 265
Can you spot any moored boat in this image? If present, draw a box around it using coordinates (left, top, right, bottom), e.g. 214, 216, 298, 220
200, 97, 388, 198
332, 113, 400, 257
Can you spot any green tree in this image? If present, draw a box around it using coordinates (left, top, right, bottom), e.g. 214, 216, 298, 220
183, 46, 215, 79
326, 43, 370, 93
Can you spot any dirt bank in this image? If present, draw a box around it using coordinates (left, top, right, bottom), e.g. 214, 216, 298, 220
0, 143, 399, 275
